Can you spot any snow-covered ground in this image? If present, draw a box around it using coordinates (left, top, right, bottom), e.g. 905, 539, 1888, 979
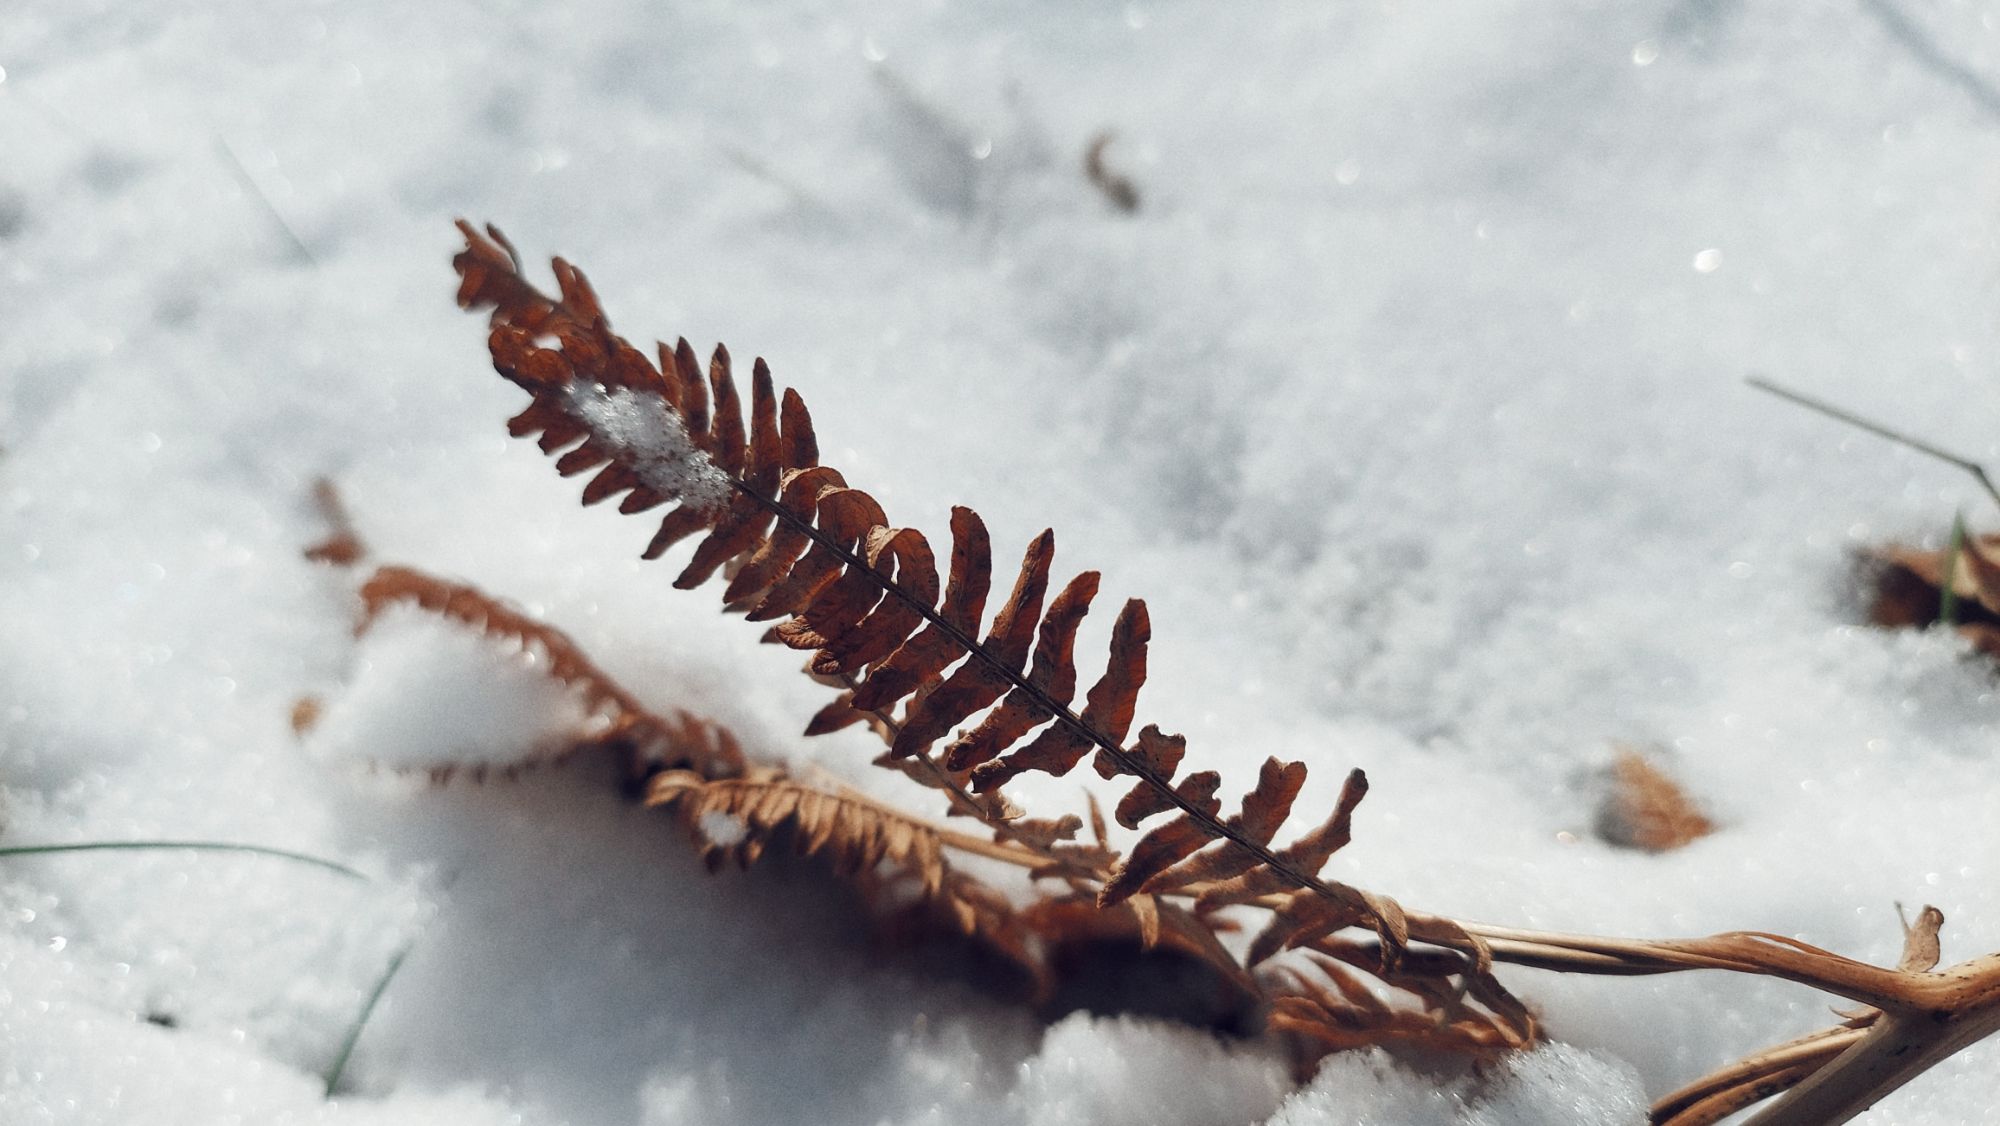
8, 3, 2000, 1122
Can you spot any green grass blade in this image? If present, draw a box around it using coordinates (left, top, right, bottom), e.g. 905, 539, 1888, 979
0, 841, 366, 881
324, 941, 415, 1096
1941, 511, 1969, 627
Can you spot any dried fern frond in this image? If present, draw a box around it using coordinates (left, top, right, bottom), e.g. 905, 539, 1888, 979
356, 564, 745, 782
1024, 895, 1265, 1033
451, 222, 1443, 968
648, 766, 954, 887
348, 558, 1056, 1005
432, 234, 2000, 1122
645, 764, 1047, 977
1266, 948, 1533, 1060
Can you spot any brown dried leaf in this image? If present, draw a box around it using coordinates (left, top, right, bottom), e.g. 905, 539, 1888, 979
1899, 904, 1945, 974
1596, 749, 1715, 853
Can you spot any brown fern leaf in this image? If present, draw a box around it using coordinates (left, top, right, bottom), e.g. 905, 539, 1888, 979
357, 564, 744, 781
453, 221, 1412, 965
1024, 895, 1264, 1034
1267, 949, 1533, 1062
647, 767, 949, 884
646, 765, 1040, 953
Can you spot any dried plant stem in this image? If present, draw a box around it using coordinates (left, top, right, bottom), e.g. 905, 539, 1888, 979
1736, 955, 2000, 1126
1746, 375, 2000, 512
0, 841, 366, 880
323, 940, 414, 1095
1651, 1022, 1867, 1126
1404, 916, 2000, 1125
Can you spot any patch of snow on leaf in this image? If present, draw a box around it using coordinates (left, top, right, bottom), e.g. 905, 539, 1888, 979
564, 382, 733, 513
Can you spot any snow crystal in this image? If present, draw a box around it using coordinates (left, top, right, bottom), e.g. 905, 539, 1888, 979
564, 382, 734, 513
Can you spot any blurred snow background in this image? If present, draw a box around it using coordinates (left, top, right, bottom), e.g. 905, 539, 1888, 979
6, 1, 2000, 1122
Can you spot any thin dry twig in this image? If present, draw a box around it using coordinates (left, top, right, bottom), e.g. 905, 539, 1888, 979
1747, 374, 2000, 511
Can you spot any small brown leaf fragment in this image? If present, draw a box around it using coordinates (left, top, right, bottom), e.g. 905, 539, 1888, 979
618, 486, 667, 514
453, 220, 554, 326
743, 360, 781, 494
1898, 904, 1945, 973
1596, 749, 1715, 853
674, 496, 777, 590
1098, 772, 1223, 905
1006, 815, 1083, 851
641, 505, 715, 560
555, 439, 612, 478
491, 325, 574, 397
580, 463, 642, 507
1080, 599, 1149, 746
1109, 727, 1194, 830
1867, 534, 2000, 659
290, 696, 323, 735
804, 693, 870, 736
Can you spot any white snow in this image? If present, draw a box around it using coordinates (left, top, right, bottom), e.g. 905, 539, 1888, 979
8, 1, 2000, 1123
563, 382, 733, 514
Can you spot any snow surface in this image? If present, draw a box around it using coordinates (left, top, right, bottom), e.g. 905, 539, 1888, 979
8, 1, 2000, 1122
562, 383, 733, 514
